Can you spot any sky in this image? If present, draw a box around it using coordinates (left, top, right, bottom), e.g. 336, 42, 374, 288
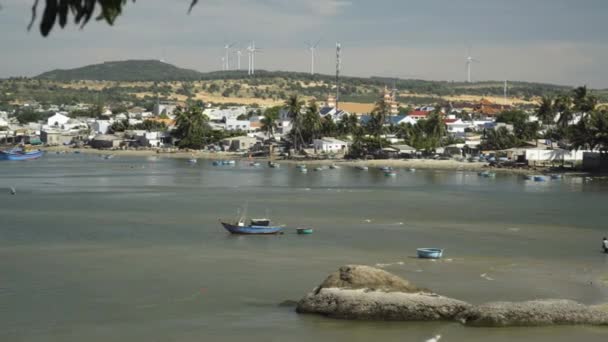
1, 0, 608, 87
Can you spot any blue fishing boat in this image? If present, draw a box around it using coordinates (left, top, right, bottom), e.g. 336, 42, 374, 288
533, 176, 546, 182
417, 248, 444, 259
212, 160, 221, 166
0, 148, 44, 161
220, 220, 283, 235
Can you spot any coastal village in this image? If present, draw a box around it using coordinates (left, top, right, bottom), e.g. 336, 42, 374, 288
1, 85, 605, 171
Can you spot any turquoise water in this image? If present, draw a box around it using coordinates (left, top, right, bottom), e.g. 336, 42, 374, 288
1, 154, 608, 341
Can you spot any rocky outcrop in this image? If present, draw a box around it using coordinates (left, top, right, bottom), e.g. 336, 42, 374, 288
459, 299, 608, 327
296, 265, 471, 321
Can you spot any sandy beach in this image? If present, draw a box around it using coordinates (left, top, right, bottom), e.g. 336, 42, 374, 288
41, 146, 550, 174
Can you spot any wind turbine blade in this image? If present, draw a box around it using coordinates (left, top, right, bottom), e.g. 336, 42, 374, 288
313, 39, 322, 48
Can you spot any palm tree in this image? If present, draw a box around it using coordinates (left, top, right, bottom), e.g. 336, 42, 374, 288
554, 94, 573, 129
260, 111, 278, 139
570, 110, 608, 152
302, 99, 322, 143
572, 86, 597, 114
537, 96, 555, 125
285, 94, 305, 151
338, 113, 359, 136
174, 105, 211, 149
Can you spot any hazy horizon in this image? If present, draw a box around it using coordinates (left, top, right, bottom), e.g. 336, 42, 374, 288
1, 0, 607, 87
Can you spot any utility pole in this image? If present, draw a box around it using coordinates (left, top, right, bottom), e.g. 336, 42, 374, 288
335, 42, 342, 111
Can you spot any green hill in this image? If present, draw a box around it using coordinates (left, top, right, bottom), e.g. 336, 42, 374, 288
36, 60, 204, 81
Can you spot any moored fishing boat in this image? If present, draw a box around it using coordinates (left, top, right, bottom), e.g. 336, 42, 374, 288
417, 248, 444, 259
250, 162, 261, 167
385, 171, 397, 177
220, 219, 283, 235
550, 174, 562, 180
268, 161, 280, 168
534, 175, 546, 182
356, 165, 369, 171
329, 164, 340, 169
314, 167, 324, 171
0, 148, 44, 161
380, 166, 393, 172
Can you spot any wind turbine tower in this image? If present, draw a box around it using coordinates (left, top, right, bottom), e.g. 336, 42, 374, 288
224, 43, 235, 70
335, 42, 342, 110
306, 39, 321, 75
465, 48, 480, 83
235, 49, 242, 70
247, 41, 261, 76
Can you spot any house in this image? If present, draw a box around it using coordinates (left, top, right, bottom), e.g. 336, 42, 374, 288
313, 137, 349, 153
359, 115, 415, 126
408, 110, 431, 121
41, 129, 75, 145
445, 119, 470, 138
390, 144, 417, 157
222, 135, 259, 151
319, 106, 350, 121
91, 120, 112, 134
204, 106, 248, 121
225, 119, 251, 132
90, 134, 123, 149
46, 113, 70, 127
473, 99, 508, 118
153, 102, 179, 117
135, 131, 172, 148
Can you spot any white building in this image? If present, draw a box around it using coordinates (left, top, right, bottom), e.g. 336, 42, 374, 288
204, 106, 248, 121
154, 103, 178, 117
47, 113, 70, 127
91, 120, 112, 134
313, 137, 349, 153
225, 119, 251, 132
445, 119, 471, 138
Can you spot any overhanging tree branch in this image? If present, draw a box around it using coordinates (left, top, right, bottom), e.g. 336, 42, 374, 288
28, 0, 199, 36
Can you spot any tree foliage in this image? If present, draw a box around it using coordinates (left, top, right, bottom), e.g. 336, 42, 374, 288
173, 105, 211, 149
29, 0, 199, 36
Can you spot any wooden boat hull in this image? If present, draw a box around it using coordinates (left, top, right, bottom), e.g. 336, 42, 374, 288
417, 248, 444, 259
0, 150, 44, 161
221, 222, 283, 235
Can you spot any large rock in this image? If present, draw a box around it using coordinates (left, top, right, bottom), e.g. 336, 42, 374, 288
296, 265, 471, 321
459, 299, 608, 327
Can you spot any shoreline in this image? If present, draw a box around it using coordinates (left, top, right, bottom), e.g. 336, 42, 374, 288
41, 146, 580, 175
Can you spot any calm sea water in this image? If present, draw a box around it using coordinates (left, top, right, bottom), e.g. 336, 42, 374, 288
1, 153, 608, 342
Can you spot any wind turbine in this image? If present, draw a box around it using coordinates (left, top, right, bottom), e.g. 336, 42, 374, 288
247, 41, 261, 76
465, 47, 480, 83
305, 39, 321, 75
224, 42, 236, 70
235, 49, 243, 70
221, 56, 226, 71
